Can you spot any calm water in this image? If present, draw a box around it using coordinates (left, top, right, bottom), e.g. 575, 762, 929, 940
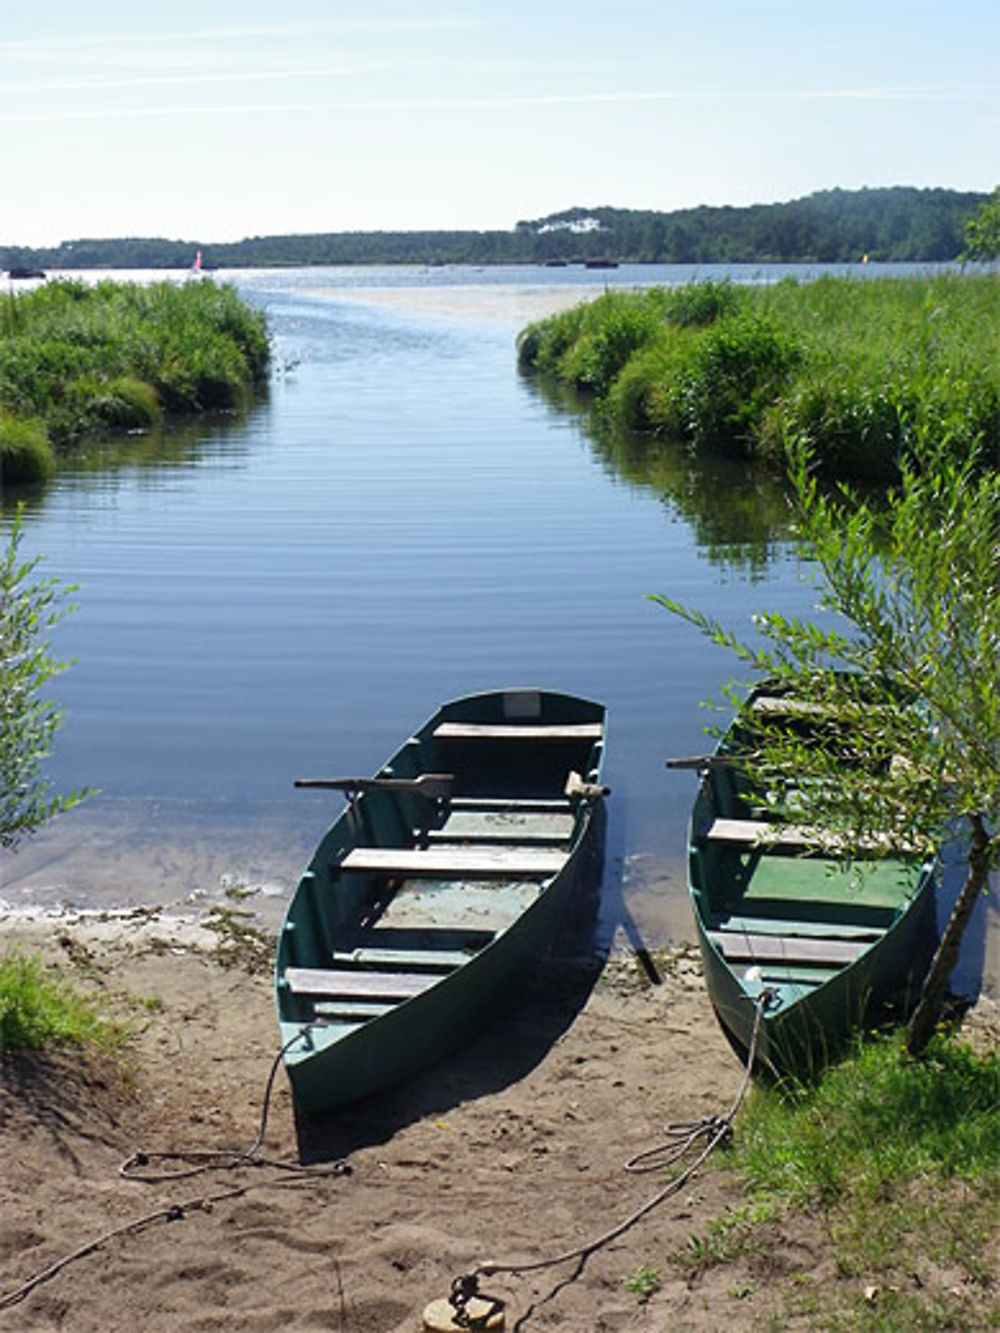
2, 264, 995, 984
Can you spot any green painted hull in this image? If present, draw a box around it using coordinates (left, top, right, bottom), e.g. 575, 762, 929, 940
686, 687, 939, 1075
276, 688, 607, 1113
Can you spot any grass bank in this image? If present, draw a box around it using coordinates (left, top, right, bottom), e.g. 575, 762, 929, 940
517, 273, 1000, 480
680, 1029, 1000, 1329
0, 279, 270, 485
0, 948, 130, 1062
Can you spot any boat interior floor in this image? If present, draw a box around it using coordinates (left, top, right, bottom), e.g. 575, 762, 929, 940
363, 875, 544, 935
286, 878, 545, 1028
284, 781, 587, 1030
704, 852, 927, 1004
731, 853, 919, 923
423, 807, 574, 845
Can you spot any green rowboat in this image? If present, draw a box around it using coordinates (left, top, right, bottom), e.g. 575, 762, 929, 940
679, 683, 938, 1074
276, 688, 607, 1113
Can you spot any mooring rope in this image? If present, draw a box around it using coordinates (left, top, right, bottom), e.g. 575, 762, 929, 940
0, 1025, 347, 1312
118, 1027, 340, 1184
447, 987, 776, 1330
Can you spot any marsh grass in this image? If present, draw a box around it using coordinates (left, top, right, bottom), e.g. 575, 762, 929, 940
0, 412, 54, 483
0, 279, 270, 478
519, 273, 1000, 478
0, 948, 129, 1059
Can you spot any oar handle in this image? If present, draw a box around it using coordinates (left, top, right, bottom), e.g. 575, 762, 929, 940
294, 773, 454, 799
665, 753, 750, 770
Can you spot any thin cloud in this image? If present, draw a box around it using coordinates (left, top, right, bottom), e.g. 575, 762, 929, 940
7, 65, 387, 95
0, 17, 471, 56
0, 85, 988, 126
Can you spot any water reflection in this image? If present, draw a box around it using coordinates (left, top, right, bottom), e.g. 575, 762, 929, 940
3, 399, 269, 515
522, 370, 794, 576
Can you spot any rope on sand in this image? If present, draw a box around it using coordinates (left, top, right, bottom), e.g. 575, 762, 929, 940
0, 1027, 347, 1312
446, 988, 777, 1330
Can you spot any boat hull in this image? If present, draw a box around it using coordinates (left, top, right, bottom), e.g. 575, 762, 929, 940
692, 876, 936, 1074
685, 682, 939, 1075
276, 688, 606, 1112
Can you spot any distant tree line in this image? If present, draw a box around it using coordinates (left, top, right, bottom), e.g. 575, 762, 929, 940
1, 187, 990, 272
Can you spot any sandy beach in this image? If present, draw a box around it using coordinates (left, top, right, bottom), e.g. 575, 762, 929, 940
302, 283, 611, 326
2, 903, 997, 1332
0, 904, 778, 1332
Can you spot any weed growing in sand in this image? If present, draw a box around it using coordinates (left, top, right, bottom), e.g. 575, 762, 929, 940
0, 948, 129, 1056
203, 905, 274, 975
682, 1202, 778, 1272
620, 1265, 661, 1302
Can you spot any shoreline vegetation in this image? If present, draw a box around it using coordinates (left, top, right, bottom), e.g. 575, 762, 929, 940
0, 186, 989, 272
517, 272, 1000, 481
0, 280, 270, 486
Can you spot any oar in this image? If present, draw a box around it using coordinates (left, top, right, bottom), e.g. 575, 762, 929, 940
665, 753, 754, 770
294, 773, 454, 799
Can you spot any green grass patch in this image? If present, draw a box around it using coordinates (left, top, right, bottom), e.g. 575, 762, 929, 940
519, 273, 1000, 479
0, 278, 270, 466
0, 948, 130, 1058
0, 412, 55, 483
736, 1034, 999, 1203
701, 1031, 1000, 1329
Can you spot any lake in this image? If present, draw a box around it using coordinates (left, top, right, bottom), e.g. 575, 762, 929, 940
2, 263, 995, 986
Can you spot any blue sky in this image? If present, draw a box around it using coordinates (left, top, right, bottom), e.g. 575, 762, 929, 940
2, 0, 996, 246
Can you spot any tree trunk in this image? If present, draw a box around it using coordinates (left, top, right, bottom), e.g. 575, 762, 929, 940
905, 813, 992, 1058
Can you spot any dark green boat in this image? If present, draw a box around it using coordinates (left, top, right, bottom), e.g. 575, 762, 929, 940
680, 683, 938, 1074
276, 688, 607, 1113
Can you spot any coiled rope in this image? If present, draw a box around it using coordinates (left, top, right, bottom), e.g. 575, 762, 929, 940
0, 1026, 347, 1312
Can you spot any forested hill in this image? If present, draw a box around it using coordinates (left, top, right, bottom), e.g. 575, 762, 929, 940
2, 187, 987, 271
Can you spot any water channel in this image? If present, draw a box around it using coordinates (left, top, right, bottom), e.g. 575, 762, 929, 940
2, 264, 995, 988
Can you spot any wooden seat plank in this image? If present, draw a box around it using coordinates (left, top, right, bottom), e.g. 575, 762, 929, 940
708, 930, 868, 967
751, 695, 830, 718
285, 966, 434, 1000
707, 817, 817, 848
313, 1000, 397, 1022
712, 914, 881, 941
330, 946, 477, 971
433, 721, 602, 741
339, 845, 566, 877
707, 817, 899, 853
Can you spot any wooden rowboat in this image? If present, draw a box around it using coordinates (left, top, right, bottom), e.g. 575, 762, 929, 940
276, 688, 607, 1113
676, 683, 938, 1074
